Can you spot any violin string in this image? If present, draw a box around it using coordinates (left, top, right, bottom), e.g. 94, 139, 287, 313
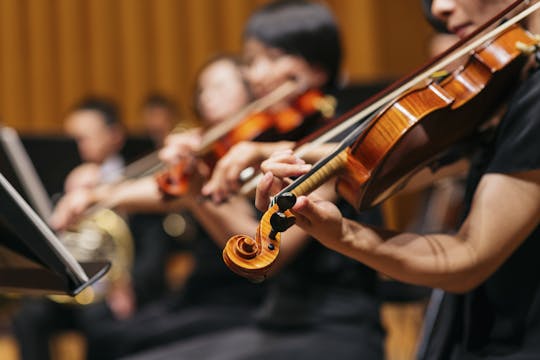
94, 81, 301, 201
276, 110, 380, 198
197, 80, 299, 154
121, 151, 162, 179
261, 0, 540, 202
297, 1, 540, 159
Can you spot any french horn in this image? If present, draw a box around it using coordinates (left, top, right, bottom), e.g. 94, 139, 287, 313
49, 208, 134, 305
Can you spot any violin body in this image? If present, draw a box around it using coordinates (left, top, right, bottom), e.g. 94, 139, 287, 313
338, 25, 536, 210
223, 23, 540, 281
157, 89, 333, 197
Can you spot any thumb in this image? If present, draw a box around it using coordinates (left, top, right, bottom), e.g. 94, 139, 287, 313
291, 195, 322, 227
292, 194, 339, 229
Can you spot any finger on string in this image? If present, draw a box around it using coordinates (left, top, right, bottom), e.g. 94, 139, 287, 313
255, 171, 275, 211
266, 150, 304, 165
261, 162, 312, 178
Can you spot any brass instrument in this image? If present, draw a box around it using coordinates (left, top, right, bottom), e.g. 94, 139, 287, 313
0, 126, 134, 305
50, 209, 134, 304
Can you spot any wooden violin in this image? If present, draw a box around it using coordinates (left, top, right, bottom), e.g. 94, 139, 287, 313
156, 81, 336, 197
223, 0, 540, 282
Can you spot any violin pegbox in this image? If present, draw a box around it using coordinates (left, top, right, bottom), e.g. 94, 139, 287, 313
269, 192, 297, 240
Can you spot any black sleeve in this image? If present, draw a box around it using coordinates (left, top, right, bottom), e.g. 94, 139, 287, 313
486, 68, 540, 174
128, 213, 170, 306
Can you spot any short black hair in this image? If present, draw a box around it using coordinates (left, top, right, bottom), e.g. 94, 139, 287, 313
73, 97, 121, 127
142, 93, 179, 116
244, 0, 342, 88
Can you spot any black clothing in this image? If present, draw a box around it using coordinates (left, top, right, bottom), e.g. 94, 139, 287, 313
423, 65, 540, 359
12, 212, 171, 360
117, 86, 387, 360
123, 205, 385, 360
84, 212, 265, 360
128, 213, 170, 306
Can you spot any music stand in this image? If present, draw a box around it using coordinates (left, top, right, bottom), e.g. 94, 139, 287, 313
0, 172, 110, 295
0, 126, 110, 296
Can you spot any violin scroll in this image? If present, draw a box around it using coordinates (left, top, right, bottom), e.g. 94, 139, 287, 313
222, 194, 297, 281
155, 158, 193, 197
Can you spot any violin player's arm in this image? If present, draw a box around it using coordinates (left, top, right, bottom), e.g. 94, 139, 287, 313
202, 141, 295, 202
202, 141, 338, 202
191, 182, 337, 277
159, 127, 204, 165
49, 176, 194, 230
294, 170, 540, 293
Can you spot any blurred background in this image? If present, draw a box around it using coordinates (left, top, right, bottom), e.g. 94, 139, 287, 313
0, 0, 433, 134
0, 1, 437, 359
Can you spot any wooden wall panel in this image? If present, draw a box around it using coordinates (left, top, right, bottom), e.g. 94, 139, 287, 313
56, 0, 89, 117
86, 0, 121, 99
1, 0, 31, 131
27, 0, 59, 131
328, 0, 380, 81
0, 0, 432, 134
118, 0, 152, 126
150, 0, 185, 112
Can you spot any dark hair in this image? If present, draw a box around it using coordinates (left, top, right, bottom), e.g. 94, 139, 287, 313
73, 97, 121, 127
422, 0, 450, 33
244, 0, 342, 88
192, 54, 252, 119
142, 93, 179, 116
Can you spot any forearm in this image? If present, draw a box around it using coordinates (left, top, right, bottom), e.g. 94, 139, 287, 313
98, 177, 190, 214
321, 221, 480, 292
189, 196, 260, 248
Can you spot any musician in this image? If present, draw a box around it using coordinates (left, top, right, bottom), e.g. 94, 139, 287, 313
255, 1, 540, 358
65, 56, 271, 360
64, 98, 125, 182
120, 1, 386, 359
141, 93, 180, 148
51, 1, 387, 359
12, 98, 169, 360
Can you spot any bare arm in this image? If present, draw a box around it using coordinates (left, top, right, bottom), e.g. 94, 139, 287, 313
202, 141, 295, 202
50, 176, 192, 230
201, 141, 339, 203
257, 154, 540, 292
320, 171, 540, 292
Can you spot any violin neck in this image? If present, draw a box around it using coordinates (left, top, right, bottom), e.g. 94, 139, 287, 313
279, 145, 349, 199
277, 103, 379, 199
197, 81, 299, 154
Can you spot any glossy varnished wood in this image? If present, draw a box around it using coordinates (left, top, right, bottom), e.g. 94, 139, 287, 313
338, 24, 538, 210
223, 24, 539, 279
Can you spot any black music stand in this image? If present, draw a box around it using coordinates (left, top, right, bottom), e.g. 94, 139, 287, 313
0, 172, 109, 296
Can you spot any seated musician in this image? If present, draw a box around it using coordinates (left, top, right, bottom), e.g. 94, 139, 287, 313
121, 1, 387, 359
12, 98, 169, 360
254, 1, 540, 359
51, 1, 387, 359
72, 55, 270, 360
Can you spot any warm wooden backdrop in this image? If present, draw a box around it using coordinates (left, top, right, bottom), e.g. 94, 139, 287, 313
0, 0, 433, 134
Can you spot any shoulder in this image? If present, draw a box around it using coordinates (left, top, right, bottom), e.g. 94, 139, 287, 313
486, 67, 540, 174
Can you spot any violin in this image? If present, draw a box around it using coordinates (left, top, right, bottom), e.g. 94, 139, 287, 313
156, 82, 336, 197
223, 0, 540, 282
